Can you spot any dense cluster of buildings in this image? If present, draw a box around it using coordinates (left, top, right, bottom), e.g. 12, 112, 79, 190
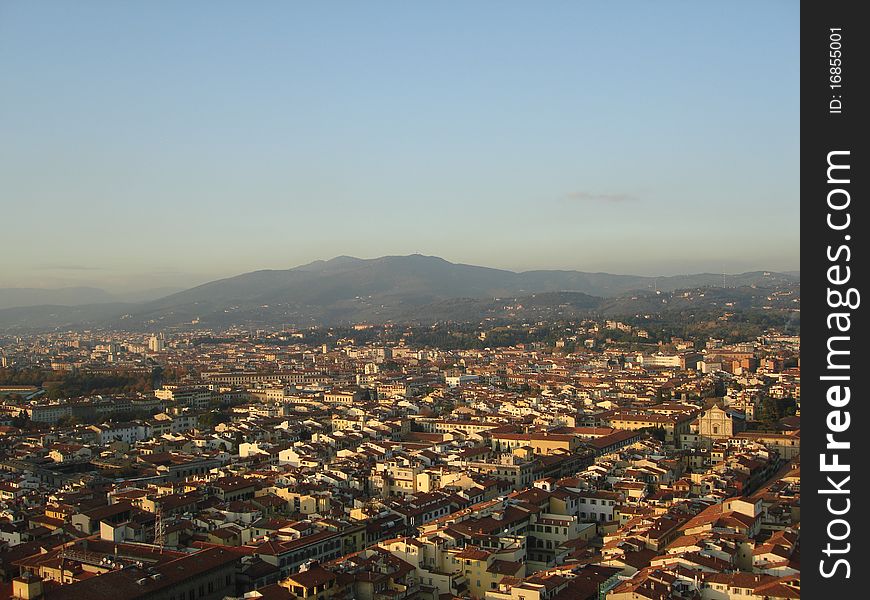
0, 323, 800, 599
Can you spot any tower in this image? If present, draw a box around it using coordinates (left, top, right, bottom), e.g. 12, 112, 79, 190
154, 508, 165, 549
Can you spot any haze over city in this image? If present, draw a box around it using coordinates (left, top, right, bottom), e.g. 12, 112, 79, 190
1, 1, 798, 292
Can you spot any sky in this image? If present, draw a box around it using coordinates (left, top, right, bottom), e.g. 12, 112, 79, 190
0, 1, 799, 292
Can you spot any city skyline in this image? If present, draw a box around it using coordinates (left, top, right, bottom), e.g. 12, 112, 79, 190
0, 2, 811, 597
2, 1, 799, 291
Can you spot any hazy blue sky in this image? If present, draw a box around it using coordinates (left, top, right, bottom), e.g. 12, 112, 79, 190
1, 1, 799, 292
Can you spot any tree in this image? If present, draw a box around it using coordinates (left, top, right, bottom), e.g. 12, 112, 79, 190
11, 412, 30, 429
643, 426, 667, 442
198, 411, 230, 430
56, 415, 82, 428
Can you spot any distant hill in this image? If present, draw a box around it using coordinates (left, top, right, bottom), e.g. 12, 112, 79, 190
0, 286, 186, 310
141, 254, 798, 306
0, 286, 114, 309
0, 255, 799, 330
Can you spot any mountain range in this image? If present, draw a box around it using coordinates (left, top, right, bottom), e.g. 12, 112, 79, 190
0, 255, 799, 330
